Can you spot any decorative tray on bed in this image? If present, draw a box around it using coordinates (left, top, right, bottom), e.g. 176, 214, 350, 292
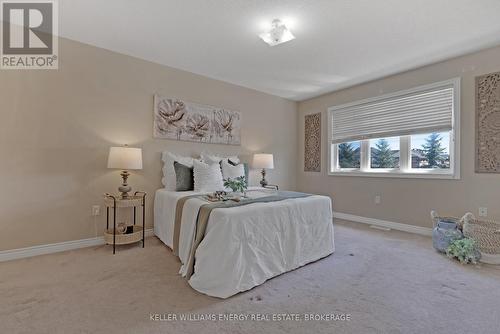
205, 191, 243, 202
204, 189, 278, 202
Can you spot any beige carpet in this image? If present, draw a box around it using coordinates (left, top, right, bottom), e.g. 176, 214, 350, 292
1, 220, 500, 334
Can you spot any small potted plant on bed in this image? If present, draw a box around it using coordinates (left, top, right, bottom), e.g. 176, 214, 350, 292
223, 176, 248, 198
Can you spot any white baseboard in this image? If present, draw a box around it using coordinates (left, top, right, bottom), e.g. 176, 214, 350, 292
334, 212, 432, 236
1, 214, 432, 262
0, 229, 155, 263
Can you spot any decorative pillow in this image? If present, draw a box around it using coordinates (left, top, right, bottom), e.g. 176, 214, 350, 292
161, 152, 194, 191
174, 162, 194, 191
221, 160, 245, 180
200, 153, 239, 165
227, 160, 249, 184
193, 160, 225, 192
221, 161, 247, 192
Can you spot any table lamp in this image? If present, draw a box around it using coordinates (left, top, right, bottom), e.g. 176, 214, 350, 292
107, 145, 143, 198
252, 153, 274, 187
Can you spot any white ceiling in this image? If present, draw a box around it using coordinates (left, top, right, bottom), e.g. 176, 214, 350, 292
60, 0, 500, 101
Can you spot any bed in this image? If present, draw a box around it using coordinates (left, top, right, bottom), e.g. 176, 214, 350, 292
154, 187, 335, 298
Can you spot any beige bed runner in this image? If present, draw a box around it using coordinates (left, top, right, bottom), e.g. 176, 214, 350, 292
173, 194, 201, 256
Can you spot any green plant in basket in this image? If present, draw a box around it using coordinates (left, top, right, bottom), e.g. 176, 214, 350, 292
223, 176, 248, 194
446, 238, 481, 264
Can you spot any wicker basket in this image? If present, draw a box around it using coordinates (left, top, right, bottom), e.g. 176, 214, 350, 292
462, 213, 500, 264
104, 225, 143, 245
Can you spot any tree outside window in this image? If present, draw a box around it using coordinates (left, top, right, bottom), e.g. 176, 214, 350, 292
411, 132, 450, 169
338, 141, 360, 168
371, 138, 399, 168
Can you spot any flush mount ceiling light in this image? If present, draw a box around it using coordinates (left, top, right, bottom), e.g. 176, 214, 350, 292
259, 19, 295, 46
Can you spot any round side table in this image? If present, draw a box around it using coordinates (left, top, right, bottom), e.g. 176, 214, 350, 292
104, 191, 146, 254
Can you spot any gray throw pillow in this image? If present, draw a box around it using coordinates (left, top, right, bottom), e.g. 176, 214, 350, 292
174, 161, 194, 191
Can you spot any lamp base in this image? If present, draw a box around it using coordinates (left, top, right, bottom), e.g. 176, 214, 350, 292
260, 169, 268, 187
119, 170, 132, 198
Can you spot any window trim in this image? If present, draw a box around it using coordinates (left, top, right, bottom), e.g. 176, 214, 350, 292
328, 78, 461, 180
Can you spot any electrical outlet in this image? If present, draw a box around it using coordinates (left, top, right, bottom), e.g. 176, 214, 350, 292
374, 195, 381, 205
479, 207, 488, 217
92, 205, 100, 216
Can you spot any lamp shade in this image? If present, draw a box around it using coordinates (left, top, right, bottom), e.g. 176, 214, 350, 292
252, 153, 274, 169
107, 146, 143, 170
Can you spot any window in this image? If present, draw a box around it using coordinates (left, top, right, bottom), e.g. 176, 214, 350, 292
338, 141, 360, 168
329, 79, 460, 179
370, 137, 399, 169
410, 132, 450, 169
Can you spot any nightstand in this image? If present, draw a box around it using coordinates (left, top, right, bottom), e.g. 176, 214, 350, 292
103, 191, 146, 254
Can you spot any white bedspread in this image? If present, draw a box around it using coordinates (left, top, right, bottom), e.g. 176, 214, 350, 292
154, 188, 335, 298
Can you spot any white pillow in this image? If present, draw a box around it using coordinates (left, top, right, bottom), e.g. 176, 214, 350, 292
193, 160, 225, 192
221, 161, 245, 192
200, 153, 239, 165
161, 152, 194, 191
221, 160, 245, 180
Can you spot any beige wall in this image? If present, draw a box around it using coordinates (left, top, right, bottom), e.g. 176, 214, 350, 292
298, 46, 500, 228
4, 36, 499, 252
0, 38, 298, 251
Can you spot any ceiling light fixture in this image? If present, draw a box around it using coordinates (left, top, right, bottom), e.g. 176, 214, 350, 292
259, 19, 295, 46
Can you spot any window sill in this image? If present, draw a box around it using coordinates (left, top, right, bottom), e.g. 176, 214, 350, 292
329, 170, 459, 180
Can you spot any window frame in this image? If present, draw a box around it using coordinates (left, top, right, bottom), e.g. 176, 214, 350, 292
328, 78, 461, 180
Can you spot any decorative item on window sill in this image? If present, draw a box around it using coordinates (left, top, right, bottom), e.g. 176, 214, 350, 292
107, 145, 143, 199
253, 153, 274, 187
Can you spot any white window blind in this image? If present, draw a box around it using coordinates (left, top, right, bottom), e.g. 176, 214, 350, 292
330, 84, 454, 144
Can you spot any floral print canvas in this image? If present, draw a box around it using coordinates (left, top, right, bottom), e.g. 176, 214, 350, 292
154, 95, 241, 145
